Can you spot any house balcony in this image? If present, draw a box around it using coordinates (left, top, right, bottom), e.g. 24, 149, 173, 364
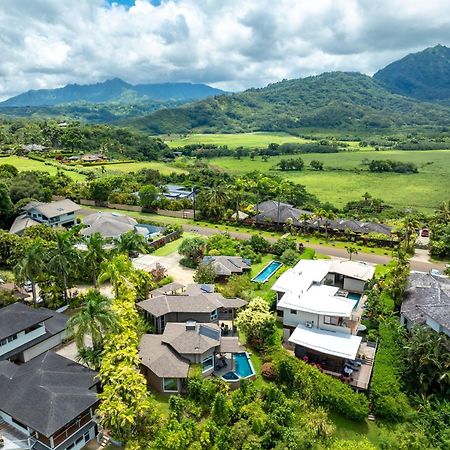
0, 418, 34, 449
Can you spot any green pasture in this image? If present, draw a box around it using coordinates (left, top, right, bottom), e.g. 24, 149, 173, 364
91, 160, 186, 175
209, 149, 450, 213
164, 132, 311, 149
0, 156, 85, 181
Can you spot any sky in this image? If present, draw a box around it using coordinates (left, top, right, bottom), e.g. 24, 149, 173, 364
0, 0, 449, 100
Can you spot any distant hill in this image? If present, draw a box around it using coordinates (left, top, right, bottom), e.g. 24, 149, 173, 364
373, 44, 450, 102
126, 71, 450, 134
0, 78, 225, 107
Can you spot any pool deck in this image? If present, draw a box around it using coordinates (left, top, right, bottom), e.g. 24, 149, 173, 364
213, 355, 236, 378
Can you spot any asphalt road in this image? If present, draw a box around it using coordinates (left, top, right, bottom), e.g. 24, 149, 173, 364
79, 208, 445, 272
182, 224, 446, 272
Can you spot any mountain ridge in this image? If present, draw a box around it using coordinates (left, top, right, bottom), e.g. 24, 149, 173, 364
125, 71, 450, 133
373, 44, 450, 102
0, 78, 225, 107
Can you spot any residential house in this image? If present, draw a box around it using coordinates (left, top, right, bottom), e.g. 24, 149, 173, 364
21, 144, 46, 153
137, 283, 246, 333
81, 212, 163, 240
252, 200, 392, 238
10, 199, 80, 235
0, 351, 99, 450
0, 303, 68, 363
401, 271, 450, 337
202, 256, 251, 281
139, 321, 245, 394
81, 154, 104, 163
272, 259, 376, 389
162, 184, 195, 200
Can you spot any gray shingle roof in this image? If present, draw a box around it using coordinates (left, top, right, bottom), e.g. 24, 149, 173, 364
139, 334, 189, 378
401, 272, 450, 329
0, 352, 98, 437
9, 214, 41, 234
137, 291, 246, 318
0, 303, 52, 341
23, 199, 80, 218
81, 212, 138, 238
203, 256, 251, 276
161, 322, 221, 355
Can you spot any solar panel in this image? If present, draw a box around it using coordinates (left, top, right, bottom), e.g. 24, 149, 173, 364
199, 324, 220, 341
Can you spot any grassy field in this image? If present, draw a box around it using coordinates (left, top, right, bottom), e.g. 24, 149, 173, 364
94, 160, 186, 175
0, 156, 86, 180
209, 149, 450, 213
164, 132, 311, 149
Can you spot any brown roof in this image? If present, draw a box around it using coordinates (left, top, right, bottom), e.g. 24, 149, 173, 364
203, 256, 251, 276
219, 337, 245, 354
139, 334, 189, 378
161, 322, 221, 355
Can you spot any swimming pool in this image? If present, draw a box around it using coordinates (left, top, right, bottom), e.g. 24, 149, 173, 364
252, 261, 283, 283
347, 292, 362, 309
221, 352, 256, 382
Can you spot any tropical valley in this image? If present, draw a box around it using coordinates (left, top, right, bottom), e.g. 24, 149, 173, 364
0, 9, 449, 450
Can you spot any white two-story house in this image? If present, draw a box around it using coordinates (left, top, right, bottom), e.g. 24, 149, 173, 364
10, 199, 80, 235
272, 259, 375, 386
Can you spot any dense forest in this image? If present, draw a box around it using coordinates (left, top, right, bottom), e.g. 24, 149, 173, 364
127, 72, 450, 134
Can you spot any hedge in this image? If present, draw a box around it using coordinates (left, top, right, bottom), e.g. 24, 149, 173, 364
272, 350, 369, 421
370, 320, 413, 421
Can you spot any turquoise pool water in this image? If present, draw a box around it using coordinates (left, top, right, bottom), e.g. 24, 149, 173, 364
234, 352, 255, 378
222, 371, 239, 381
252, 261, 283, 283
347, 292, 362, 309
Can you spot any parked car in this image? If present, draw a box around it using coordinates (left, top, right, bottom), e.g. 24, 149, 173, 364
23, 281, 33, 293
421, 228, 429, 237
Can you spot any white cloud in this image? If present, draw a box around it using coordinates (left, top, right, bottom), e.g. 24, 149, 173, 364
0, 0, 449, 99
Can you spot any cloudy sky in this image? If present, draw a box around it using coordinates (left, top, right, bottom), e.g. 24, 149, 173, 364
0, 0, 449, 100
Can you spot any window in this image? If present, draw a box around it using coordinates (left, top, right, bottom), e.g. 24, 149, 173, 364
290, 309, 297, 315
163, 378, 178, 392
210, 309, 218, 321
84, 431, 91, 442
324, 316, 339, 325
202, 355, 214, 372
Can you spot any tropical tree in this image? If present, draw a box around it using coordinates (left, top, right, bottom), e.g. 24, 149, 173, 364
98, 254, 133, 297
435, 200, 450, 223
228, 179, 246, 223
84, 232, 108, 287
47, 231, 79, 301
116, 230, 148, 257
178, 236, 207, 267
193, 262, 217, 284
400, 213, 420, 252
346, 245, 358, 260
404, 325, 450, 396
299, 213, 311, 235
198, 184, 230, 221
66, 290, 116, 369
14, 239, 45, 303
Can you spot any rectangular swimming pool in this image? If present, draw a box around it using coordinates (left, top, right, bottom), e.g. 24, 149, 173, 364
233, 352, 255, 378
252, 260, 283, 283
347, 292, 362, 309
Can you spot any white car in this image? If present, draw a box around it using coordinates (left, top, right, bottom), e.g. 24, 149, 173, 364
23, 281, 33, 292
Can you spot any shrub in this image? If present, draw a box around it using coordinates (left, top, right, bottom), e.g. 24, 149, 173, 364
249, 234, 271, 253
261, 362, 276, 380
370, 320, 413, 421
193, 262, 217, 284
272, 350, 369, 421
272, 237, 297, 256
280, 248, 300, 266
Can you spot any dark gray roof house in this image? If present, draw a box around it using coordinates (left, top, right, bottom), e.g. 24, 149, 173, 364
0, 352, 99, 449
0, 303, 68, 363
137, 287, 246, 334
139, 321, 244, 395
401, 272, 450, 337
253, 200, 312, 225
202, 256, 252, 278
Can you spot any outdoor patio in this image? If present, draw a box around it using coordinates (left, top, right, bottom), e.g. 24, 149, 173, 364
0, 419, 32, 449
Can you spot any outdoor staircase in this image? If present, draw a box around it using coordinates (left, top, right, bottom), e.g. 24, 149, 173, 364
98, 435, 110, 449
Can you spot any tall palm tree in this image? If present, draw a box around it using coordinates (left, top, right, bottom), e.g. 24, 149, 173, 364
228, 180, 246, 223
115, 230, 148, 258
98, 254, 132, 297
435, 200, 450, 223
401, 214, 420, 252
201, 184, 230, 221
47, 231, 79, 301
299, 213, 311, 235
323, 210, 336, 239
85, 232, 108, 287
346, 245, 358, 261
14, 240, 45, 303
66, 289, 116, 369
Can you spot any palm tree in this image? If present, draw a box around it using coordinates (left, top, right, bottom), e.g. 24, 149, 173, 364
322, 210, 336, 239
47, 231, 79, 302
98, 254, 132, 297
435, 200, 450, 223
228, 180, 246, 223
14, 240, 45, 303
115, 230, 148, 258
346, 245, 358, 261
66, 289, 116, 369
299, 213, 311, 235
84, 232, 108, 287
201, 184, 230, 221
400, 214, 420, 252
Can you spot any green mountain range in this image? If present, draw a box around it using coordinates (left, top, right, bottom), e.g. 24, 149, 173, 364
126, 71, 450, 134
0, 78, 224, 107
374, 44, 450, 103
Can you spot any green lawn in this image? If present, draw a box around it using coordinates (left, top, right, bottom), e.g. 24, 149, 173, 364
164, 132, 311, 149
0, 156, 85, 180
209, 149, 450, 213
330, 412, 381, 446
151, 232, 199, 256
88, 160, 186, 175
